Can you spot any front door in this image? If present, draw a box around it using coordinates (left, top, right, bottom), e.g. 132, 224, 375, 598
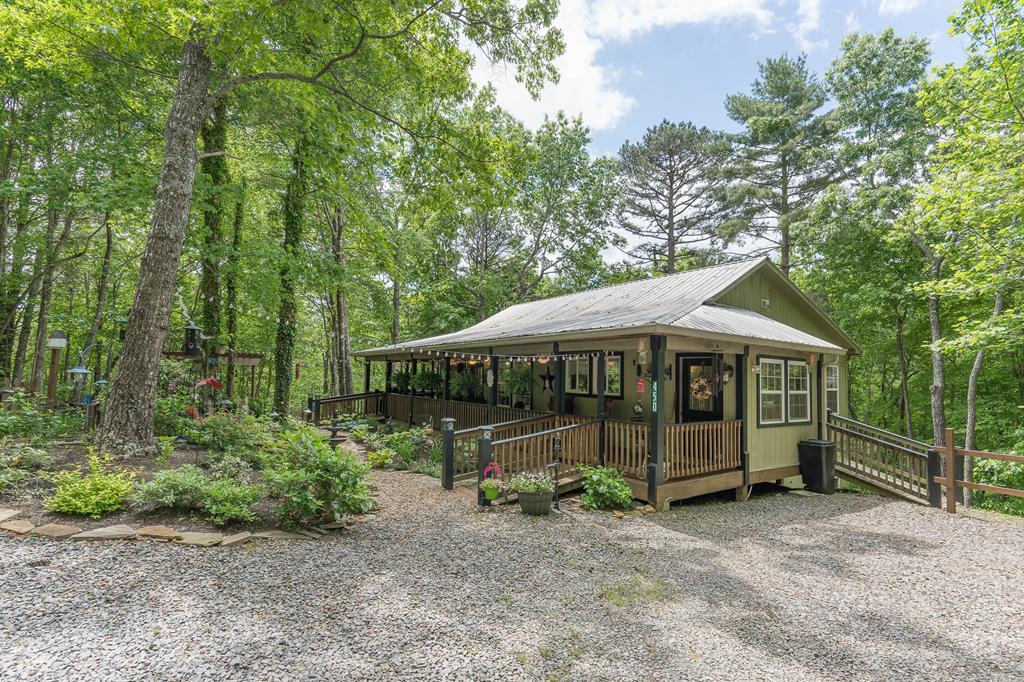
677, 355, 723, 422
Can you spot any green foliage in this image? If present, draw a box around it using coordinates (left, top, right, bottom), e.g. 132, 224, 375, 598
0, 439, 52, 471
580, 466, 633, 511
132, 464, 260, 526
45, 455, 134, 519
450, 371, 483, 401
154, 395, 196, 438
366, 449, 395, 469
376, 428, 432, 468
264, 425, 375, 525
350, 423, 374, 443
411, 369, 442, 393
0, 391, 83, 442
507, 472, 554, 494
973, 459, 1024, 516
502, 363, 534, 401
410, 460, 440, 478
190, 413, 273, 452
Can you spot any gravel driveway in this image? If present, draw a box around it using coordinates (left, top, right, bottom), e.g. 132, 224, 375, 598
2, 465, 1023, 681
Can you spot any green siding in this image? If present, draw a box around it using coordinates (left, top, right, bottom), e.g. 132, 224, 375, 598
715, 270, 849, 348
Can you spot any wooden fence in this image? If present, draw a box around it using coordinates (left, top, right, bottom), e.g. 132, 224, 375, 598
487, 419, 602, 484
316, 392, 384, 421
931, 427, 1024, 514
451, 415, 557, 480
664, 420, 742, 480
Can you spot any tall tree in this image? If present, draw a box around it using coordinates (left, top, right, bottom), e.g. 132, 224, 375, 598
724, 54, 846, 273
273, 138, 307, 416
617, 121, 729, 274
198, 98, 230, 350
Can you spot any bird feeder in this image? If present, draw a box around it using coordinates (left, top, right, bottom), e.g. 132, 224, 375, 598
183, 324, 202, 357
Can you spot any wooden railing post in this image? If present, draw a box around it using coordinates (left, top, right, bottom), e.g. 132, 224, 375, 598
944, 427, 956, 513
441, 418, 455, 491
926, 449, 942, 508
477, 426, 493, 507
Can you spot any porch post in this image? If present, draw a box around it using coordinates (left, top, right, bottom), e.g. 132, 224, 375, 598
363, 360, 371, 393
407, 356, 415, 426
815, 355, 824, 440
443, 358, 451, 401
648, 335, 666, 504
487, 347, 497, 422
383, 358, 393, 418
737, 347, 749, 488
554, 342, 565, 416
597, 350, 607, 466
441, 417, 455, 491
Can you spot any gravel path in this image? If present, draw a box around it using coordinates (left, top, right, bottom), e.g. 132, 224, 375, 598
2, 463, 1023, 681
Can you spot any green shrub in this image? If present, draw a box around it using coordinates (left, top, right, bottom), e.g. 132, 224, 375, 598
366, 449, 395, 469
45, 455, 134, 518
0, 467, 32, 494
580, 465, 633, 511
0, 390, 82, 442
0, 439, 52, 470
132, 464, 261, 527
410, 460, 441, 478
264, 425, 375, 525
508, 472, 554, 494
154, 395, 196, 437
190, 413, 270, 452
200, 478, 260, 525
350, 424, 373, 443
973, 459, 1024, 516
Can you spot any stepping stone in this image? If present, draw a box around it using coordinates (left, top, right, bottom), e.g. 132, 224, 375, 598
0, 509, 21, 524
220, 531, 252, 547
31, 523, 81, 540
317, 522, 347, 531
294, 528, 321, 539
175, 532, 223, 547
1, 519, 34, 534
71, 524, 137, 541
253, 530, 307, 540
138, 525, 182, 541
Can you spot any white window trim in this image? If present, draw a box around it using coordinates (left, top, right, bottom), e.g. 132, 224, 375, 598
759, 358, 785, 425
566, 357, 592, 395
826, 365, 840, 414
787, 360, 811, 423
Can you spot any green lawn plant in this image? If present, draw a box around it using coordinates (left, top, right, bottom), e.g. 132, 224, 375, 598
264, 424, 375, 525
45, 454, 135, 519
132, 464, 260, 526
366, 448, 395, 469
580, 465, 633, 511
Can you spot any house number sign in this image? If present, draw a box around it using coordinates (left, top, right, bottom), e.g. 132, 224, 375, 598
651, 381, 658, 412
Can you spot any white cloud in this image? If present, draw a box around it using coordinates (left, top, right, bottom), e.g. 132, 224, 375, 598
878, 0, 923, 16
471, 0, 774, 132
787, 0, 826, 52
845, 11, 861, 32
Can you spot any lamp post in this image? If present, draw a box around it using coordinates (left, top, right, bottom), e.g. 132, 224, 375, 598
45, 330, 68, 410
67, 364, 90, 405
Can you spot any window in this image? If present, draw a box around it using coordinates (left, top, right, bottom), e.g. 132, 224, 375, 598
759, 359, 785, 424
604, 354, 623, 398
826, 365, 840, 414
566, 357, 591, 394
787, 361, 810, 423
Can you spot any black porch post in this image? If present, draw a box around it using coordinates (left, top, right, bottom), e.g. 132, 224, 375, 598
363, 360, 371, 393
487, 347, 497, 422
597, 351, 607, 466
441, 417, 455, 491
408, 355, 416, 426
443, 358, 451, 401
737, 347, 750, 490
815, 355, 824, 440
648, 335, 666, 506
554, 342, 565, 416
383, 358, 393, 418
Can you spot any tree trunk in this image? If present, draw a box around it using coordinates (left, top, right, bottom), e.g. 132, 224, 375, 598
225, 180, 243, 401
29, 207, 63, 393
272, 137, 306, 416
199, 98, 229, 350
97, 37, 212, 455
926, 257, 946, 445
327, 206, 353, 395
83, 211, 113, 367
390, 248, 401, 345
12, 242, 44, 385
895, 310, 913, 439
963, 292, 1005, 508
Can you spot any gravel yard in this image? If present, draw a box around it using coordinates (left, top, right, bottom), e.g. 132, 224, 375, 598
2, 464, 1023, 681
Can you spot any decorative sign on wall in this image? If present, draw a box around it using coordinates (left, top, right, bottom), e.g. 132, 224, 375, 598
486, 369, 495, 388
636, 377, 646, 394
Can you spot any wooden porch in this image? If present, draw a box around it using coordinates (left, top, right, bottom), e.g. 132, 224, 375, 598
318, 392, 745, 506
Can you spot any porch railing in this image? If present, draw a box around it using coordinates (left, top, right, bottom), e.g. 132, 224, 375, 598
605, 419, 649, 478
452, 414, 557, 479
488, 419, 602, 484
664, 420, 742, 479
827, 412, 932, 502
316, 392, 384, 422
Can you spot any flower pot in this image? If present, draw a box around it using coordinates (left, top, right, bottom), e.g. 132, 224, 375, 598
483, 486, 501, 501
517, 491, 553, 516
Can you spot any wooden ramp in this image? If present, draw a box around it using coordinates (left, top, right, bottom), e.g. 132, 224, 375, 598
828, 414, 933, 506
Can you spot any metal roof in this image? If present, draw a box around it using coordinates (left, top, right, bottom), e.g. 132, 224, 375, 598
358, 258, 849, 356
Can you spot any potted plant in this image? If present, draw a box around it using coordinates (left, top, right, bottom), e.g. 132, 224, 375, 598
508, 472, 556, 515
503, 363, 533, 407
393, 369, 412, 394
411, 369, 443, 395
479, 477, 503, 501
451, 371, 483, 402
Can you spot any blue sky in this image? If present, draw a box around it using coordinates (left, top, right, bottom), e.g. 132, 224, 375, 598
473, 0, 966, 155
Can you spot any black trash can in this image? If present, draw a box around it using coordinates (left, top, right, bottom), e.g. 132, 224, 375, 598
798, 439, 837, 494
